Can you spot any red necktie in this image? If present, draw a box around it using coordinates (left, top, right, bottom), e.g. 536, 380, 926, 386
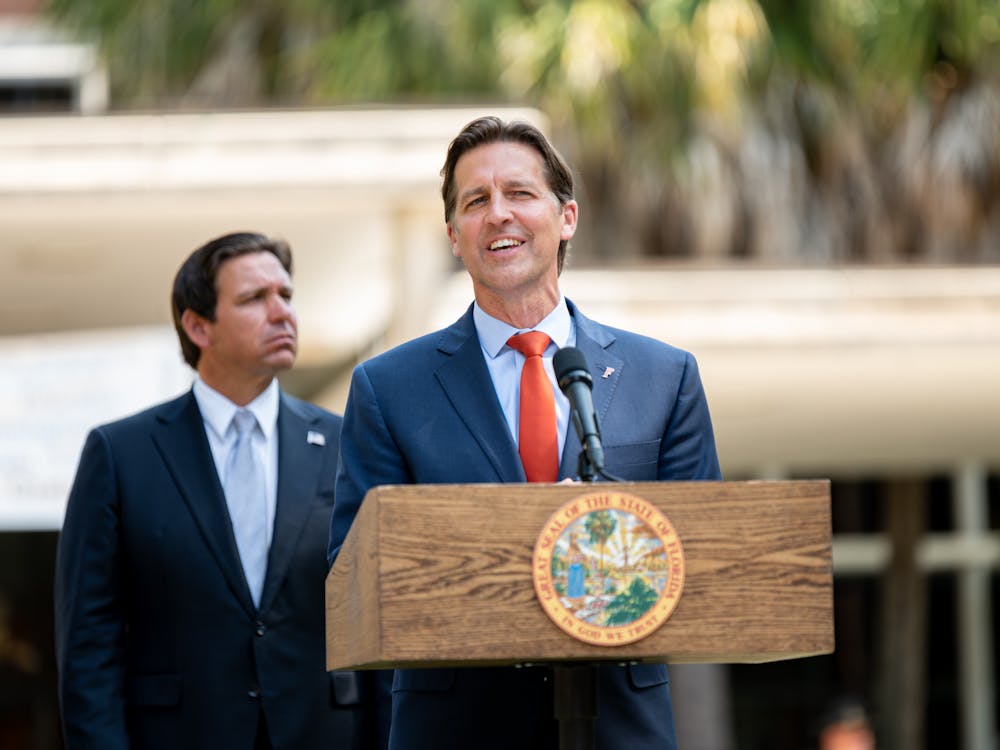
507, 332, 558, 482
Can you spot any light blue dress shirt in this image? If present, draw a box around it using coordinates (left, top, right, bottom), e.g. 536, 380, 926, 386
472, 296, 575, 463
193, 377, 279, 548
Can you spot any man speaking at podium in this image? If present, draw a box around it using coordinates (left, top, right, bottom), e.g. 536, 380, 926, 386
328, 116, 721, 749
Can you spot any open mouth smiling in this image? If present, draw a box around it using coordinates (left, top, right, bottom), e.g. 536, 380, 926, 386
489, 238, 524, 251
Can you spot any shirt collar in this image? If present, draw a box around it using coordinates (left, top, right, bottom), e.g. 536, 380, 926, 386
192, 377, 280, 440
473, 296, 572, 359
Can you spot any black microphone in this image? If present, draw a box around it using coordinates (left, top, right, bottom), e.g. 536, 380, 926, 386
553, 346, 605, 476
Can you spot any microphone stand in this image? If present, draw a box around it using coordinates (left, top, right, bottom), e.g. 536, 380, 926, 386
553, 661, 598, 750
554, 444, 621, 750
550, 346, 626, 749
578, 447, 625, 485
577, 449, 599, 483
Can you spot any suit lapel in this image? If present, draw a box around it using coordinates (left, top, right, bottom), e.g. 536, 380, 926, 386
151, 392, 253, 612
259, 394, 326, 612
559, 302, 623, 477
434, 308, 525, 483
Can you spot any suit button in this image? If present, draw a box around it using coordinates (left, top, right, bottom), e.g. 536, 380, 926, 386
255, 620, 266, 637
248, 685, 260, 699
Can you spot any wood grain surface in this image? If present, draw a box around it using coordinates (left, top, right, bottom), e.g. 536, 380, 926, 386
327, 480, 833, 670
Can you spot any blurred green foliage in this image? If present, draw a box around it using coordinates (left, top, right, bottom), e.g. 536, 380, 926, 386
46, 0, 1000, 123
46, 0, 1000, 262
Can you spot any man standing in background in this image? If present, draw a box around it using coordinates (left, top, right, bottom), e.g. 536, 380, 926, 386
56, 232, 381, 749
329, 117, 721, 749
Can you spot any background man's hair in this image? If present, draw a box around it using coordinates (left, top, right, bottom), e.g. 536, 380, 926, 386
171, 232, 292, 369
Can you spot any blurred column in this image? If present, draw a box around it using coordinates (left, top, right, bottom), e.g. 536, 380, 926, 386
954, 463, 998, 750
878, 478, 927, 750
386, 205, 453, 347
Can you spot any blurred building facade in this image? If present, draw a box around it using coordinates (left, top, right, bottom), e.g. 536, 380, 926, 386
1, 5, 998, 750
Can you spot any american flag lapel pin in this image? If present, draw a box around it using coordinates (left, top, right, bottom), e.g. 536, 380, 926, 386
306, 431, 326, 446
602, 367, 615, 379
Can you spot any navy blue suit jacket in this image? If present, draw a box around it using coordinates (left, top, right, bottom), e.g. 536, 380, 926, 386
329, 301, 721, 750
55, 389, 376, 750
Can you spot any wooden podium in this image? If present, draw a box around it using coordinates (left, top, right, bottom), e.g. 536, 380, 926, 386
326, 480, 833, 671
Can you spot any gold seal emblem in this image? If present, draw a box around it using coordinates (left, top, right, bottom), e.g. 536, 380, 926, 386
532, 490, 685, 646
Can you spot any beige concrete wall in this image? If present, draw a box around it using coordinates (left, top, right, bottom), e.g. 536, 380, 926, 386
3, 107, 999, 527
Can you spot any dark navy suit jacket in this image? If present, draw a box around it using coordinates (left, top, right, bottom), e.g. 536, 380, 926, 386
55, 389, 377, 750
329, 300, 721, 750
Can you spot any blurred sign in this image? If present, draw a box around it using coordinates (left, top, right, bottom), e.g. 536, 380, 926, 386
0, 327, 191, 530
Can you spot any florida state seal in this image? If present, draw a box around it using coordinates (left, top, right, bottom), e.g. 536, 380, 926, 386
532, 490, 685, 646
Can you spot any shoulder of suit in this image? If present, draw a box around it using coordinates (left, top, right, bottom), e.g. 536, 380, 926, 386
584, 317, 695, 364
356, 324, 460, 375
352, 302, 472, 368
279, 391, 342, 424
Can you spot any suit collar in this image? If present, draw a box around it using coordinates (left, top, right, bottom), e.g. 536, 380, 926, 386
435, 300, 623, 481
154, 390, 330, 615
260, 393, 327, 611
559, 300, 623, 477
153, 392, 253, 611
471, 296, 573, 356
192, 377, 280, 440
435, 303, 478, 355
434, 306, 525, 482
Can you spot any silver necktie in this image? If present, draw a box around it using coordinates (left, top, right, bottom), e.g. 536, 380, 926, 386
224, 409, 268, 608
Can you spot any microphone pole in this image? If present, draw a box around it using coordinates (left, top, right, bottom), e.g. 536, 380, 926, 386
552, 346, 618, 750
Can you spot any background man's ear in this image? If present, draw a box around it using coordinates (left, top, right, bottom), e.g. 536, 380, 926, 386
181, 308, 211, 349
